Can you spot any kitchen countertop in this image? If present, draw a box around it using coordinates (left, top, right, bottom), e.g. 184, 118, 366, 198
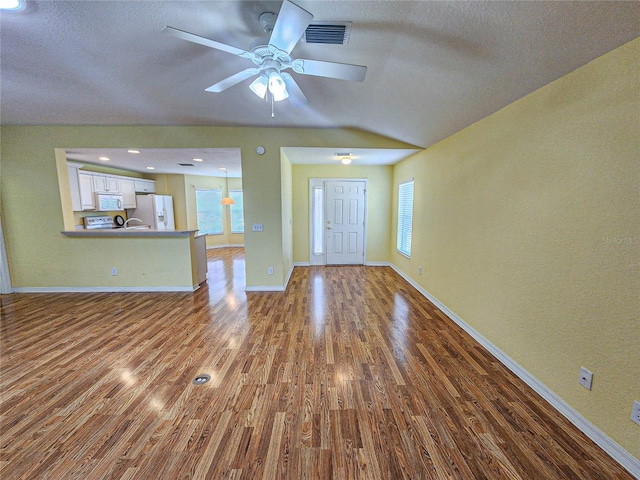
62, 229, 199, 237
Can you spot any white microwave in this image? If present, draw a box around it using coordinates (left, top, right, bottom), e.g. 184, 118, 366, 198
96, 194, 124, 211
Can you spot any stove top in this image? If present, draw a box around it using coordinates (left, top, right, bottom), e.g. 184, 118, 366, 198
84, 216, 113, 229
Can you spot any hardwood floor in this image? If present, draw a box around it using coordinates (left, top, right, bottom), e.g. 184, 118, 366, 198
0, 247, 633, 479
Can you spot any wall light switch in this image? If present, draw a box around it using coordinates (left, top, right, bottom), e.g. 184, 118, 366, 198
252, 224, 263, 232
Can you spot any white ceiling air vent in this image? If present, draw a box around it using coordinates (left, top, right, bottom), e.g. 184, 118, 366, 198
304, 22, 352, 45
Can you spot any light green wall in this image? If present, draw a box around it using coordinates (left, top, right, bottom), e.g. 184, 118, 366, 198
390, 38, 640, 458
1, 126, 414, 289
292, 164, 393, 264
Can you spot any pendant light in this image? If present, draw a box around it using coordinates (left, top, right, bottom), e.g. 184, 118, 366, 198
221, 168, 235, 205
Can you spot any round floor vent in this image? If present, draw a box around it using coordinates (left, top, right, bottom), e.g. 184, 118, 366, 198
192, 374, 211, 385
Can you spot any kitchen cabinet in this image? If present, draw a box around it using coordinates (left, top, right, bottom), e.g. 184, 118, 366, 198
67, 163, 82, 211
120, 178, 136, 208
78, 172, 96, 210
134, 179, 156, 193
92, 174, 120, 194
195, 235, 208, 285
66, 163, 156, 211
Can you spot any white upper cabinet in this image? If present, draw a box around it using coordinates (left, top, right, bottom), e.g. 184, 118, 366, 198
92, 174, 120, 194
78, 172, 96, 210
134, 179, 156, 193
67, 164, 156, 211
67, 164, 82, 211
120, 178, 137, 208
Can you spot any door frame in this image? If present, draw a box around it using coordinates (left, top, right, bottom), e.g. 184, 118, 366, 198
308, 177, 368, 266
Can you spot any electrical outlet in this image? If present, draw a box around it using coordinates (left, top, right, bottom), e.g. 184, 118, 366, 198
632, 401, 640, 426
268, 267, 274, 275
578, 367, 593, 390
111, 267, 117, 276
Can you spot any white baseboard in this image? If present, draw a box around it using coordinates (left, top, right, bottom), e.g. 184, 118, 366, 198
245, 285, 286, 292
388, 263, 640, 478
244, 264, 295, 293
206, 244, 244, 250
294, 262, 388, 267
11, 285, 197, 293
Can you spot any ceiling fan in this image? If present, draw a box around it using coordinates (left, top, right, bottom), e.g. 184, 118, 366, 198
163, 0, 367, 107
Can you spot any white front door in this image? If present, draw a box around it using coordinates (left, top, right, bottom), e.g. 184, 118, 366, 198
325, 180, 366, 265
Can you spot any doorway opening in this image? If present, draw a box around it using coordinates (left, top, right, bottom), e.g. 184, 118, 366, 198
309, 178, 367, 265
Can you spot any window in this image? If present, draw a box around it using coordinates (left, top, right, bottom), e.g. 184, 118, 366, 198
396, 179, 414, 257
312, 185, 324, 255
229, 190, 244, 234
195, 189, 223, 235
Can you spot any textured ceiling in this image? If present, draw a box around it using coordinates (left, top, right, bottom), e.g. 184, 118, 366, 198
2, 1, 639, 171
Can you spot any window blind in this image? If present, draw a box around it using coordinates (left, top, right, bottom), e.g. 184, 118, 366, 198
396, 179, 414, 257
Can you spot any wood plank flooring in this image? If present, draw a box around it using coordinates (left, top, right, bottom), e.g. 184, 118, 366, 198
0, 247, 633, 479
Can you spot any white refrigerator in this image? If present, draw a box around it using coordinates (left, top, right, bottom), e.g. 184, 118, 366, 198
129, 194, 175, 230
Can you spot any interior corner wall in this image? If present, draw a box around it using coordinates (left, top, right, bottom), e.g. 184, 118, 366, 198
391, 38, 640, 459
164, 174, 188, 231
280, 150, 294, 277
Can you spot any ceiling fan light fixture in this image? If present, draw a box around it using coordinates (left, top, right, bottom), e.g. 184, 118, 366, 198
341, 157, 352, 165
0, 0, 22, 11
268, 71, 288, 101
221, 169, 235, 205
249, 75, 268, 99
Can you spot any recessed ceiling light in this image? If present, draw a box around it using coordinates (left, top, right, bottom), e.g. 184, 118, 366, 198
219, 167, 227, 171
0, 0, 23, 11
128, 150, 140, 154
146, 166, 155, 170
98, 156, 110, 161
193, 158, 203, 162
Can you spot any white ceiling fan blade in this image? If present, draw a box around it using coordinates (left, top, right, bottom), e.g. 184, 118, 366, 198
292, 59, 367, 82
205, 68, 261, 93
163, 26, 250, 58
268, 1, 313, 55
281, 73, 309, 105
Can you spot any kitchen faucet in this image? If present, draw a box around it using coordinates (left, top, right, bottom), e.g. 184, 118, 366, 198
123, 217, 143, 229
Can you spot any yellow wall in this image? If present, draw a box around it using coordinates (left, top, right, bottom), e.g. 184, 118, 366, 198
292, 164, 393, 264
183, 174, 244, 248
390, 38, 640, 457
1, 126, 414, 289
281, 151, 294, 278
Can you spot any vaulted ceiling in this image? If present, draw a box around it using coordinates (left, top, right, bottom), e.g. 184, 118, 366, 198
2, 1, 639, 171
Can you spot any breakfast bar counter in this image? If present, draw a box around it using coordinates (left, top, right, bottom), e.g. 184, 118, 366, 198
61, 229, 199, 237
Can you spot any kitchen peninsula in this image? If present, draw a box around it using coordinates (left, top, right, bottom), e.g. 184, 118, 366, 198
62, 229, 198, 237
60, 229, 207, 291
55, 153, 208, 292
